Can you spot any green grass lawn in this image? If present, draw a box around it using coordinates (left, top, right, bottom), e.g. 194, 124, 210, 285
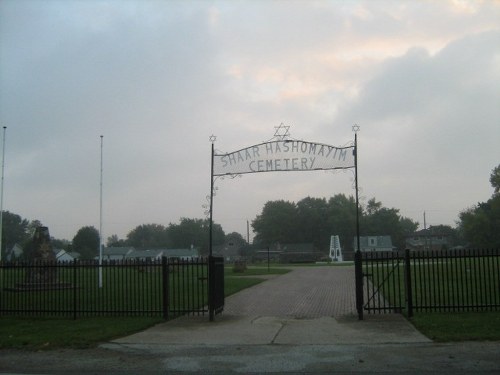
364, 256, 500, 313
410, 312, 500, 342
0, 316, 165, 350
0, 269, 279, 350
363, 255, 500, 342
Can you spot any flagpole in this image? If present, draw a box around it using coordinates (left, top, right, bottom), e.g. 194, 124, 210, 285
0, 126, 6, 263
99, 135, 103, 288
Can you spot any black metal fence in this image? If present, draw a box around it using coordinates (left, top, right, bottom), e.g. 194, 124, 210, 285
361, 248, 500, 317
0, 256, 225, 319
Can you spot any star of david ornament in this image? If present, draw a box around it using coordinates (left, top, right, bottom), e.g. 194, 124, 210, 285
274, 123, 291, 140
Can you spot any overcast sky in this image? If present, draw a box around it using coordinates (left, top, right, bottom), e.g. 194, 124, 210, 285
1, 0, 499, 242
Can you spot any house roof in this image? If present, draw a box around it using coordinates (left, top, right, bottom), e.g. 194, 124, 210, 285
103, 247, 135, 255
163, 248, 199, 258
353, 236, 394, 249
125, 248, 199, 259
407, 229, 448, 237
126, 249, 164, 259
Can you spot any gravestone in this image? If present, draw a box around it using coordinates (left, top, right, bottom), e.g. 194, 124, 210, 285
25, 226, 58, 284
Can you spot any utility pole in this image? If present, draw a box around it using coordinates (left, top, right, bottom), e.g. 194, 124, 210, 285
246, 220, 250, 244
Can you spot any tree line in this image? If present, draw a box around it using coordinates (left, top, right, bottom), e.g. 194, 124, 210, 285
252, 164, 500, 251
0, 215, 244, 260
2, 164, 499, 260
251, 195, 419, 251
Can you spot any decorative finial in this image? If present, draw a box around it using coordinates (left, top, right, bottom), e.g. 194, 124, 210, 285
352, 124, 360, 133
209, 135, 217, 143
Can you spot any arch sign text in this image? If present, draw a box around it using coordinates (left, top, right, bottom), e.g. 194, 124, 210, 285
213, 140, 354, 176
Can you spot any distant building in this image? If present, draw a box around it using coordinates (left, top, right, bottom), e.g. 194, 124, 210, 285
405, 229, 450, 250
163, 248, 199, 260
124, 248, 200, 262
54, 249, 79, 262
353, 236, 395, 252
102, 247, 135, 261
125, 249, 164, 261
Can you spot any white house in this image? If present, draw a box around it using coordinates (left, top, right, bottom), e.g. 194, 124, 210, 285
353, 236, 395, 252
125, 248, 200, 261
54, 249, 78, 262
125, 249, 164, 261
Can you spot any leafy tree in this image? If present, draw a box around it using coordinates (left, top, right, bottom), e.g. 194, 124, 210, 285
365, 198, 382, 215
72, 226, 100, 260
51, 238, 71, 250
225, 232, 247, 247
1, 211, 34, 260
296, 197, 329, 249
362, 201, 418, 250
327, 194, 358, 251
458, 163, 500, 248
126, 224, 169, 249
251, 194, 419, 252
252, 200, 299, 245
459, 197, 500, 248
106, 234, 128, 247
490, 164, 500, 195
168, 218, 224, 255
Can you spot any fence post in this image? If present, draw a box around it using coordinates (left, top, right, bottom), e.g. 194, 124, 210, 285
404, 249, 413, 318
73, 259, 77, 320
208, 255, 215, 322
162, 257, 169, 320
354, 250, 364, 320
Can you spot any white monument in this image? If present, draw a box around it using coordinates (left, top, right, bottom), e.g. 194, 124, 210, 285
329, 235, 343, 262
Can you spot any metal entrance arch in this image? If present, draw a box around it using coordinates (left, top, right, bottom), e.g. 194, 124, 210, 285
207, 125, 364, 320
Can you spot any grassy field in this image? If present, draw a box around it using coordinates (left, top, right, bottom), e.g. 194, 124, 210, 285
363, 256, 500, 313
410, 312, 500, 342
363, 254, 500, 342
0, 267, 288, 350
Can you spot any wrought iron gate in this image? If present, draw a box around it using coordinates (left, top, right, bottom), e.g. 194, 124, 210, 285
360, 251, 406, 315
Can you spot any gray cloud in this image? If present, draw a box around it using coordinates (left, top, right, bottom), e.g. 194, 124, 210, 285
1, 0, 499, 240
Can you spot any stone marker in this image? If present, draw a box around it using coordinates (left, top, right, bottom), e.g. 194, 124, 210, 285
6, 226, 73, 291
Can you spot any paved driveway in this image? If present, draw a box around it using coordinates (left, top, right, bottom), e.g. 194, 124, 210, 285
224, 265, 357, 317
